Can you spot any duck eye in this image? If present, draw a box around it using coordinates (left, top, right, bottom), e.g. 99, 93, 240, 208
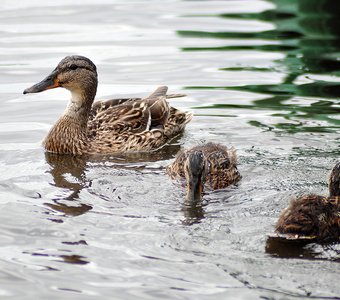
70, 65, 78, 71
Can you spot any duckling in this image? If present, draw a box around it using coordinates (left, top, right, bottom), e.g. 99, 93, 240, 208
275, 162, 340, 242
167, 142, 241, 201
23, 55, 192, 155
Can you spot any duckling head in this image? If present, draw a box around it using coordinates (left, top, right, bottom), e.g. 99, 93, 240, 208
329, 161, 340, 197
23, 55, 98, 106
184, 151, 207, 201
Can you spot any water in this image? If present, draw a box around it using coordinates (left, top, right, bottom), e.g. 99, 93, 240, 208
0, 0, 339, 299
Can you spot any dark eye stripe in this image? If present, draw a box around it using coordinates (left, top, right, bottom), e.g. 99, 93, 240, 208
67, 64, 95, 73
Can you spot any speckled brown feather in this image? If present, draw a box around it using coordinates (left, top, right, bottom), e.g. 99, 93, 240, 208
329, 161, 340, 197
275, 162, 340, 242
89, 86, 170, 135
43, 114, 89, 155
275, 195, 339, 241
25, 56, 192, 155
167, 142, 241, 190
85, 87, 191, 154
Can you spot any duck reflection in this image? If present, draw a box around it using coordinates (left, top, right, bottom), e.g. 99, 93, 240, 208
106, 139, 183, 165
45, 152, 89, 195
29, 251, 89, 266
265, 235, 320, 259
181, 200, 205, 225
59, 254, 89, 265
45, 152, 92, 216
44, 141, 182, 217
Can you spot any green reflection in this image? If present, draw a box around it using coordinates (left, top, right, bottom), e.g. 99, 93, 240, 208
178, 0, 340, 133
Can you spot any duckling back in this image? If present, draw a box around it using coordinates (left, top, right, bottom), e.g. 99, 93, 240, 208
274, 162, 340, 242
275, 195, 339, 241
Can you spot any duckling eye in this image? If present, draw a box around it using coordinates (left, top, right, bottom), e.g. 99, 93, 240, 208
70, 65, 78, 71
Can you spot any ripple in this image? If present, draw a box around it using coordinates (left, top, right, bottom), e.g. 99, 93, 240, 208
0, 0, 339, 299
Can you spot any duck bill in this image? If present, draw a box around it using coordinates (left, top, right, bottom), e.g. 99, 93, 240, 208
186, 177, 203, 202
23, 71, 59, 94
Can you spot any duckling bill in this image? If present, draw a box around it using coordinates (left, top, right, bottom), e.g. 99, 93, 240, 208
274, 162, 340, 242
23, 55, 192, 155
167, 142, 241, 201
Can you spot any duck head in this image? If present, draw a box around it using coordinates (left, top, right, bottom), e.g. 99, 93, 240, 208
23, 55, 98, 106
184, 151, 207, 201
329, 161, 340, 197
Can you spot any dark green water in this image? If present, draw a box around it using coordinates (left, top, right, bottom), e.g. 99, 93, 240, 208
0, 1, 338, 299
179, 0, 340, 134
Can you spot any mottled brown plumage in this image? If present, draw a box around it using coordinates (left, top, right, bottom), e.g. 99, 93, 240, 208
167, 142, 241, 200
23, 55, 192, 155
275, 162, 340, 242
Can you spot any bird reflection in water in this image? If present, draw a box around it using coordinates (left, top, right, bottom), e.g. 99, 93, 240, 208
265, 235, 319, 259
25, 250, 89, 266
181, 199, 205, 225
265, 230, 340, 261
59, 254, 89, 265
44, 142, 182, 218
44, 152, 93, 217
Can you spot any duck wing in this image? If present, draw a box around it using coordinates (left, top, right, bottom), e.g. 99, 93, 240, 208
89, 97, 140, 119
88, 86, 170, 138
89, 86, 185, 119
143, 86, 170, 129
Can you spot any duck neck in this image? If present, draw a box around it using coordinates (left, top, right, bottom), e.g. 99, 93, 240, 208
65, 89, 96, 126
43, 86, 97, 155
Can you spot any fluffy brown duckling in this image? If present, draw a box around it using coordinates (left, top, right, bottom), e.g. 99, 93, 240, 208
167, 142, 241, 201
275, 162, 340, 242
23, 55, 192, 155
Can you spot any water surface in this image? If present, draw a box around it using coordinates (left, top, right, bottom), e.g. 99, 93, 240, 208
0, 0, 339, 299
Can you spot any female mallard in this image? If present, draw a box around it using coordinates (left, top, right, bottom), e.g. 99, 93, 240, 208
167, 142, 241, 201
275, 162, 340, 242
23, 55, 192, 155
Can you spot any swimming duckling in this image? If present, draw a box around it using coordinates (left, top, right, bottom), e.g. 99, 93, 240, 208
23, 55, 192, 155
275, 162, 340, 242
167, 142, 241, 201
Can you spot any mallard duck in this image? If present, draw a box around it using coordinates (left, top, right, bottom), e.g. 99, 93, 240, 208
167, 142, 241, 201
23, 55, 192, 155
275, 162, 340, 242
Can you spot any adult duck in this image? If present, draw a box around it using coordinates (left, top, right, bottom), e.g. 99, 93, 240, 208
275, 162, 340, 242
167, 142, 241, 201
23, 55, 192, 155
